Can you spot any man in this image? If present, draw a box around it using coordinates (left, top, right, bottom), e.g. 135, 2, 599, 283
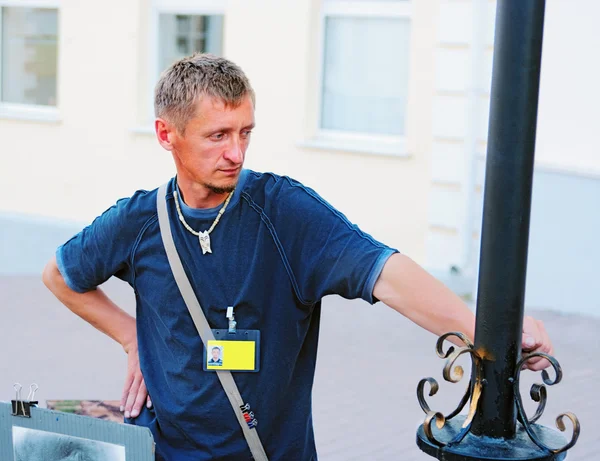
209, 346, 223, 366
43, 54, 553, 460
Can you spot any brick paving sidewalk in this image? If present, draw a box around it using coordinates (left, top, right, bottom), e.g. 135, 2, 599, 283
313, 297, 599, 460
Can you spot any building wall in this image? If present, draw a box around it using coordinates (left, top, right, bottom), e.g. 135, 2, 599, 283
232, 0, 437, 259
431, 0, 600, 315
0, 0, 438, 272
0, 0, 169, 222
426, 0, 490, 283
6, 1, 595, 315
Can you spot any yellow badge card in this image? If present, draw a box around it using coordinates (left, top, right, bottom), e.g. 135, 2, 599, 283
204, 329, 261, 372
206, 339, 257, 371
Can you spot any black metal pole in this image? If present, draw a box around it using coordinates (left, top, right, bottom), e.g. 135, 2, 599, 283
471, 0, 546, 438
416, 1, 580, 458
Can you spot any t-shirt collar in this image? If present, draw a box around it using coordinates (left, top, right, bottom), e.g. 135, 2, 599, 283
173, 169, 248, 220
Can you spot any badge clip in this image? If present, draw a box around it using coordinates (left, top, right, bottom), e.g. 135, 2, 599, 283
226, 306, 237, 333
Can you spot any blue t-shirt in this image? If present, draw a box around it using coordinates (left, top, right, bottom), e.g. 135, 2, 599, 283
57, 170, 396, 461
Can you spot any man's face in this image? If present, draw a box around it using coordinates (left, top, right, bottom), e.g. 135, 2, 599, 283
212, 348, 220, 360
168, 94, 255, 195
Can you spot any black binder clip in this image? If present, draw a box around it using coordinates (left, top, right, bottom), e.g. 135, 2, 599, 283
11, 383, 38, 418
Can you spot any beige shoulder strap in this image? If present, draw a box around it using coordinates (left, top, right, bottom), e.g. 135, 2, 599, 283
156, 183, 268, 460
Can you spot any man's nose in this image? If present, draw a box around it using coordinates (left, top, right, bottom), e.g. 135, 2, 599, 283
224, 137, 244, 164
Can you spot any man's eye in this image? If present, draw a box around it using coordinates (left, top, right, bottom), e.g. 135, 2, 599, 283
242, 130, 252, 138
211, 133, 224, 140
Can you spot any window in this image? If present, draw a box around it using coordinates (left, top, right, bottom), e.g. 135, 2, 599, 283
152, 0, 225, 80
137, 1, 225, 128
158, 13, 223, 74
0, 5, 58, 107
315, 1, 411, 153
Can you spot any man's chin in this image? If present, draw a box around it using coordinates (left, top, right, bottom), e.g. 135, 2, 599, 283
206, 180, 237, 195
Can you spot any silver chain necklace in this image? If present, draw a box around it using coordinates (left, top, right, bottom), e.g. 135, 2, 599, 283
173, 187, 235, 254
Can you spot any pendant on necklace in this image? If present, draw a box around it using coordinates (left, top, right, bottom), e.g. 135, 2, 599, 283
198, 231, 212, 255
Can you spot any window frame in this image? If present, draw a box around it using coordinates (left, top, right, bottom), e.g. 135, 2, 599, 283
145, 0, 227, 125
0, 0, 61, 122
311, 0, 412, 156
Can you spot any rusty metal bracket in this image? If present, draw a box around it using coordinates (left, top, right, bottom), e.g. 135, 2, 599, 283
415, 334, 581, 461
513, 352, 581, 454
416, 332, 483, 447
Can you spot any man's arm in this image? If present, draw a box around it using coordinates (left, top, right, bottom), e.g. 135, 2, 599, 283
42, 256, 150, 418
373, 253, 553, 371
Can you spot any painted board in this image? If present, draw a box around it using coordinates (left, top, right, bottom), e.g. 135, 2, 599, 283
46, 400, 122, 423
0, 402, 154, 461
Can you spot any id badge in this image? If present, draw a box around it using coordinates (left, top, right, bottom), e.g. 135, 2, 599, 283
203, 329, 261, 372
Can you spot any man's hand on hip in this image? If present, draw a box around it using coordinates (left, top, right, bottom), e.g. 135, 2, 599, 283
121, 341, 152, 419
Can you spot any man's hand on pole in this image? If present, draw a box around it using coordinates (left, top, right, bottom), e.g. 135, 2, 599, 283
521, 315, 553, 371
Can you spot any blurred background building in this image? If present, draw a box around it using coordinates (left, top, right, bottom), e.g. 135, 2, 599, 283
0, 0, 598, 312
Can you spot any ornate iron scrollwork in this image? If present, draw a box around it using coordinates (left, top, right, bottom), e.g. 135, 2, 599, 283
418, 333, 580, 455
416, 332, 483, 446
513, 352, 581, 454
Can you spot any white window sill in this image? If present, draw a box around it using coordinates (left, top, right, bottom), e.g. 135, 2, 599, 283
298, 135, 409, 158
0, 104, 60, 123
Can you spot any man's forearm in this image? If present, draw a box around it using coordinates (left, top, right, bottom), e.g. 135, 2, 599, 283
373, 254, 475, 343
42, 257, 137, 352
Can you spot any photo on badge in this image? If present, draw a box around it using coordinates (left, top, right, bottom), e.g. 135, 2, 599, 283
207, 345, 223, 367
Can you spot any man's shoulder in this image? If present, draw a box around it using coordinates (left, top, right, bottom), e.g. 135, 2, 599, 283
242, 170, 317, 207
243, 170, 305, 187
242, 170, 284, 191
115, 186, 160, 214
92, 181, 168, 233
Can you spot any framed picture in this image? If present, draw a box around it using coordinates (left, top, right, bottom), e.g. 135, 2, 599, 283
0, 402, 154, 461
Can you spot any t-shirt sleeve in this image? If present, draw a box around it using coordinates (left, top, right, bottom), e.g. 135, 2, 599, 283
56, 196, 142, 293
272, 178, 398, 305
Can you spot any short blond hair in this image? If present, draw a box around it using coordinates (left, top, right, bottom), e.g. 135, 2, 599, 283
154, 53, 255, 133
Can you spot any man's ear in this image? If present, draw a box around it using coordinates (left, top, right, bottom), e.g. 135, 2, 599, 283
155, 118, 176, 151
